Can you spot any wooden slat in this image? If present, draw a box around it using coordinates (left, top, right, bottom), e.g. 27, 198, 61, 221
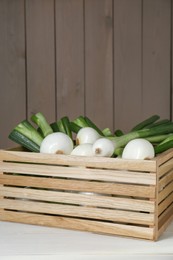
159, 169, 173, 191
114, 0, 142, 132
0, 199, 154, 225
142, 0, 171, 118
158, 203, 173, 229
0, 161, 156, 185
0, 175, 156, 198
158, 181, 173, 203
55, 0, 84, 119
0, 211, 154, 240
0, 150, 157, 172
25, 0, 56, 121
158, 192, 173, 215
0, 0, 26, 149
158, 157, 173, 178
85, 0, 113, 130
0, 186, 155, 212
156, 149, 173, 166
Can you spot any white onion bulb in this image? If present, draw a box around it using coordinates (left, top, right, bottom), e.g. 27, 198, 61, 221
76, 127, 101, 145
40, 132, 73, 154
122, 138, 155, 160
92, 138, 114, 157
71, 143, 93, 156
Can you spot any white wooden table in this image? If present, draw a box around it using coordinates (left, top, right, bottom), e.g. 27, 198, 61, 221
0, 220, 173, 260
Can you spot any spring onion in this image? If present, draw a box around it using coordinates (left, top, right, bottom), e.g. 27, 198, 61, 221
71, 143, 93, 156
109, 123, 173, 151
31, 112, 53, 138
40, 132, 73, 154
130, 115, 160, 131
122, 138, 155, 160
76, 127, 101, 145
92, 138, 114, 157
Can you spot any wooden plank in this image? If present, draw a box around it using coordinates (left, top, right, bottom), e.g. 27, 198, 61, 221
0, 0, 26, 149
158, 158, 173, 179
158, 181, 173, 203
158, 203, 173, 229
0, 175, 156, 199
55, 0, 84, 119
25, 0, 56, 121
0, 198, 154, 225
0, 211, 154, 240
158, 192, 173, 215
142, 0, 171, 118
0, 150, 157, 172
85, 0, 113, 130
156, 149, 173, 167
159, 169, 173, 191
0, 186, 155, 212
0, 161, 156, 185
114, 0, 142, 132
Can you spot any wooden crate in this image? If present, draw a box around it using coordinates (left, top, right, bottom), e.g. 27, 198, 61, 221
0, 147, 173, 241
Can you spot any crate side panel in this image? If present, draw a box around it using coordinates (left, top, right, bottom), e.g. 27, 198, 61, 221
157, 150, 173, 239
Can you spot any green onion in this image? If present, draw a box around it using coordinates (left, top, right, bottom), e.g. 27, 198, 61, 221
145, 134, 173, 143
102, 128, 113, 137
31, 112, 53, 138
155, 140, 173, 154
69, 122, 81, 133
84, 116, 103, 136
109, 123, 173, 150
14, 120, 43, 146
73, 116, 88, 128
61, 116, 72, 139
9, 129, 40, 152
114, 129, 124, 137
144, 119, 171, 129
131, 115, 160, 131
50, 122, 59, 132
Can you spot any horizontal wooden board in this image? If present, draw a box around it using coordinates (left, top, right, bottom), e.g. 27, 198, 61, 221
0, 161, 156, 185
0, 174, 156, 198
0, 210, 154, 240
0, 150, 157, 172
0, 198, 154, 225
0, 186, 155, 212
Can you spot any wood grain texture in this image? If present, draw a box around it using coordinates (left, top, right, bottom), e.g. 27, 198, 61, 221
0, 149, 157, 171
55, 0, 84, 119
1, 147, 173, 240
0, 186, 155, 212
26, 0, 56, 122
142, 0, 171, 119
0, 0, 26, 149
114, 0, 142, 132
0, 0, 172, 148
85, 0, 113, 130
0, 211, 154, 240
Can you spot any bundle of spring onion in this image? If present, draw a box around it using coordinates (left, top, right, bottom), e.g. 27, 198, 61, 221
8, 112, 173, 159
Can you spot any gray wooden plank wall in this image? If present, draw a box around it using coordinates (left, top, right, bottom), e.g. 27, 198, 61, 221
0, 0, 172, 149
